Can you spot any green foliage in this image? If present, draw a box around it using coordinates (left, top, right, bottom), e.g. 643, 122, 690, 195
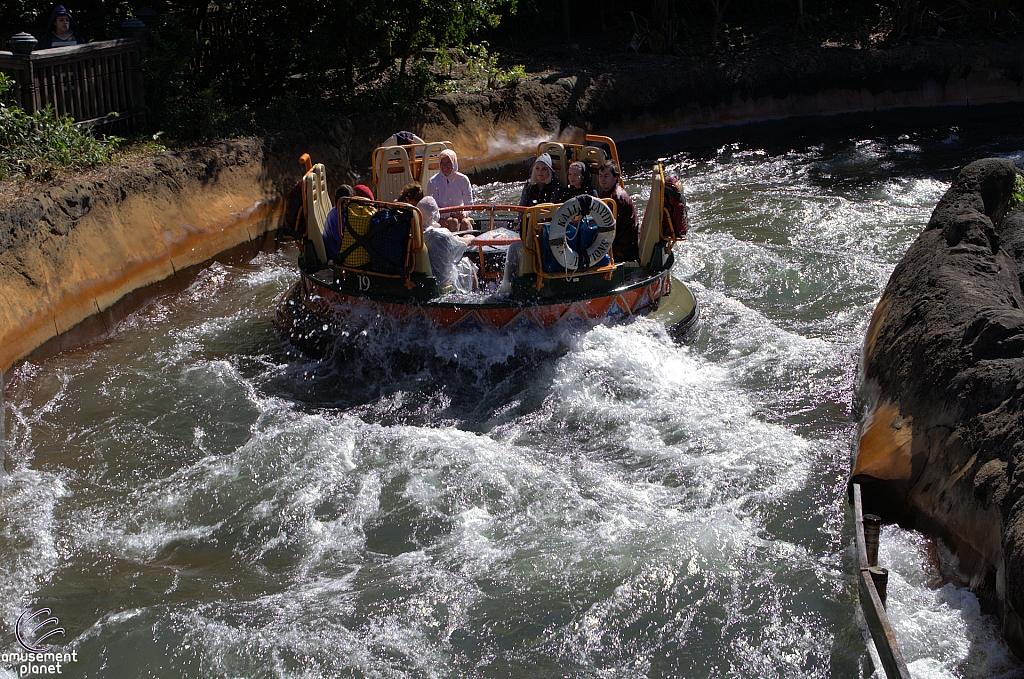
493, 64, 527, 88
1010, 174, 1024, 210
0, 71, 122, 180
0, 103, 122, 181
2, 0, 1019, 149
0, 72, 13, 107
125, 0, 513, 140
141, 13, 227, 142
462, 43, 526, 90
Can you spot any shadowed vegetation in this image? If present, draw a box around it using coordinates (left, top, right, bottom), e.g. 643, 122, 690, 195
0, 0, 1020, 146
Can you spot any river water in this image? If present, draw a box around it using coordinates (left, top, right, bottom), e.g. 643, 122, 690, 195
2, 117, 1024, 679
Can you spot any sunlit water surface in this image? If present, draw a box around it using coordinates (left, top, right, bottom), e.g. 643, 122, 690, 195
2, 121, 1024, 678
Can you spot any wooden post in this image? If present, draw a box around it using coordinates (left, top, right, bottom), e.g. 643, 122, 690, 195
864, 513, 882, 567
870, 566, 890, 607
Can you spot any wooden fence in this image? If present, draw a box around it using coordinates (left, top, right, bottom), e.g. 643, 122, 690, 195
0, 39, 145, 130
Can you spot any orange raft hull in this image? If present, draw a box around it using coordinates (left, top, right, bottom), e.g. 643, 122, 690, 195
296, 270, 673, 331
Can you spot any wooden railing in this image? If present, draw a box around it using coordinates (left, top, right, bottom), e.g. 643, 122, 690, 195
0, 39, 145, 130
851, 483, 912, 679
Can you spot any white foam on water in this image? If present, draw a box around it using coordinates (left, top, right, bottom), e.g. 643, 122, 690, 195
4, 136, 1024, 677
0, 467, 67, 626
0, 363, 77, 627
877, 526, 1024, 679
542, 321, 813, 506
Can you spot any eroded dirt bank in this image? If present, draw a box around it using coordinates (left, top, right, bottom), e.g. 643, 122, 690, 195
2, 41, 1024, 373
855, 158, 1024, 656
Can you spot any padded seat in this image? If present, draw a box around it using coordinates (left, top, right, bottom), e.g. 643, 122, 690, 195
420, 142, 449, 187
375, 146, 415, 202
303, 163, 331, 264
638, 164, 665, 267
578, 146, 608, 191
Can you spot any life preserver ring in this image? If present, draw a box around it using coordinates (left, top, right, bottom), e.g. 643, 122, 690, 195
548, 195, 616, 271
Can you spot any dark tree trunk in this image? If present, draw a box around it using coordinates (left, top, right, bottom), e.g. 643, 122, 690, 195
707, 0, 730, 46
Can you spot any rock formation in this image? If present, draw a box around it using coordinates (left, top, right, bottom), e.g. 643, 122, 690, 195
855, 157, 1024, 655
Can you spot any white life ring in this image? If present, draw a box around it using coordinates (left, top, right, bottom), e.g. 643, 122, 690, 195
548, 195, 616, 271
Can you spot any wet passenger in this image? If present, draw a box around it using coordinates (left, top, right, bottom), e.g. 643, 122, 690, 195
518, 153, 561, 208
597, 160, 639, 263
428, 149, 474, 231
418, 196, 477, 293
556, 161, 597, 201
324, 185, 355, 262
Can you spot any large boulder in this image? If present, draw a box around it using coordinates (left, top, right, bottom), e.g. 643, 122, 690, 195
855, 157, 1024, 654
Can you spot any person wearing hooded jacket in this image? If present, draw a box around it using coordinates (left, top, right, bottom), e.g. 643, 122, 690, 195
418, 196, 477, 294
38, 5, 85, 49
518, 153, 561, 208
428, 149, 474, 231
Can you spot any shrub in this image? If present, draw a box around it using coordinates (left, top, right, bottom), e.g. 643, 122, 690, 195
0, 73, 122, 180
1010, 174, 1024, 210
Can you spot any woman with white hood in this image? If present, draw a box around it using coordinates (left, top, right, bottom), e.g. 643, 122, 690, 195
427, 149, 474, 231
518, 153, 561, 208
418, 196, 478, 294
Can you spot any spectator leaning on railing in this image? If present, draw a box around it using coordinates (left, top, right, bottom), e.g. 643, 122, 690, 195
37, 5, 85, 49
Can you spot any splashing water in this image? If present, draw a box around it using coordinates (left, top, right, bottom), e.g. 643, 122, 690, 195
2, 121, 1024, 678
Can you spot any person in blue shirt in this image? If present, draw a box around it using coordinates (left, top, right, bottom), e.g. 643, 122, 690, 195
323, 185, 354, 262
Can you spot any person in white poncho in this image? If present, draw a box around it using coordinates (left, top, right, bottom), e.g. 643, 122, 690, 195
417, 197, 478, 294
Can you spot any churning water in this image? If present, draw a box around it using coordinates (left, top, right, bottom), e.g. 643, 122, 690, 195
3, 117, 1024, 678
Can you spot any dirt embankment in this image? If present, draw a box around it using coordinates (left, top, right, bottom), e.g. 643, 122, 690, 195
2, 41, 1023, 373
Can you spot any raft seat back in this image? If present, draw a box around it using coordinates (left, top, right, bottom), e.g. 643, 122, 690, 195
638, 164, 666, 267
579, 146, 608, 191
519, 205, 560, 276
538, 142, 568, 187
377, 146, 414, 202
303, 163, 330, 264
420, 142, 449, 188
410, 208, 432, 276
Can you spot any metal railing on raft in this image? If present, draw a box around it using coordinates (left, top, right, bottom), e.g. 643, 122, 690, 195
0, 36, 146, 131
438, 203, 527, 232
851, 483, 911, 679
439, 201, 619, 289
438, 204, 524, 280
